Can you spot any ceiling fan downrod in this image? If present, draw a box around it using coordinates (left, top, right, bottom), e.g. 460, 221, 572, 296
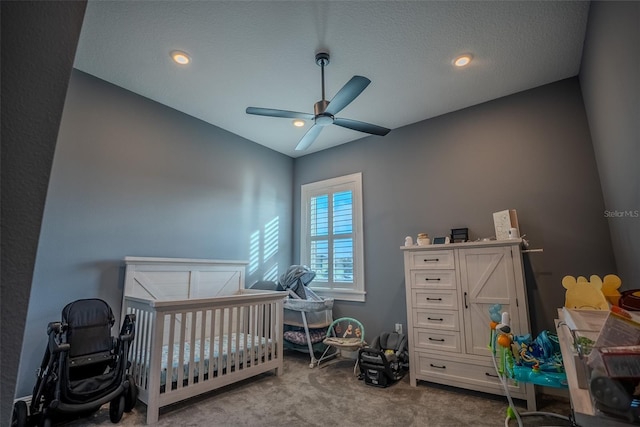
314, 51, 331, 119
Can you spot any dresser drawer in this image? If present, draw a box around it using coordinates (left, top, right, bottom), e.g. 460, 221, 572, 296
412, 289, 457, 310
410, 270, 456, 289
408, 250, 455, 269
414, 352, 523, 394
414, 328, 461, 352
413, 309, 459, 331
415, 352, 497, 384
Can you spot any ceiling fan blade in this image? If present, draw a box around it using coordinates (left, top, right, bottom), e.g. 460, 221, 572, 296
246, 107, 314, 120
333, 118, 390, 136
324, 76, 371, 116
295, 125, 324, 151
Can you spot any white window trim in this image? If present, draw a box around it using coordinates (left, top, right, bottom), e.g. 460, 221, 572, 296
300, 172, 365, 302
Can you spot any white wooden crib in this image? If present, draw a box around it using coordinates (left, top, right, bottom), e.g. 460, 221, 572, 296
121, 257, 285, 424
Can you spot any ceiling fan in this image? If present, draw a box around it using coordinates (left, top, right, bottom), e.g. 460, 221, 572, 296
246, 50, 391, 151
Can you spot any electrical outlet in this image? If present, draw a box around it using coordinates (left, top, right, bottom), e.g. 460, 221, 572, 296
395, 323, 402, 334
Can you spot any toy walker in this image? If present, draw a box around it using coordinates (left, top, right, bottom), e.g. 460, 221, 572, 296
488, 304, 571, 426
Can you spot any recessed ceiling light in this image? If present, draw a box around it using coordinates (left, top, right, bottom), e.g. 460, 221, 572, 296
292, 120, 305, 127
171, 50, 191, 65
454, 54, 473, 67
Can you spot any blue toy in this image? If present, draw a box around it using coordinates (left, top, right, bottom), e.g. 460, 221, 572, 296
487, 308, 571, 426
488, 307, 567, 389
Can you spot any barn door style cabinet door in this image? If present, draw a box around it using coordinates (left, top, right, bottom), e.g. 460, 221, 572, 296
401, 240, 536, 410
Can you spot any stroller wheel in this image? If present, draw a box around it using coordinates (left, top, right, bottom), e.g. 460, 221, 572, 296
109, 395, 125, 423
124, 375, 138, 412
12, 400, 28, 427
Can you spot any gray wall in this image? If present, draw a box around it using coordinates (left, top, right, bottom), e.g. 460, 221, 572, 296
15, 70, 294, 398
580, 1, 640, 290
1, 2, 87, 423
293, 77, 616, 340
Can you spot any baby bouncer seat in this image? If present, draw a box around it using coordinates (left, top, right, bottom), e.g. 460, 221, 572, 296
12, 299, 137, 427
358, 332, 409, 387
317, 317, 366, 373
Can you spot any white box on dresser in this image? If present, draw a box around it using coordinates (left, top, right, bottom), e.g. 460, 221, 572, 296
401, 239, 536, 411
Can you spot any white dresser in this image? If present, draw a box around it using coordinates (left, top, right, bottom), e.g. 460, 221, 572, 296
402, 239, 536, 410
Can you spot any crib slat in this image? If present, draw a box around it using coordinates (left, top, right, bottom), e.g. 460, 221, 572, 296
217, 308, 225, 377
141, 310, 151, 390
234, 306, 240, 371
177, 312, 186, 389
252, 303, 258, 366
243, 305, 250, 368
258, 303, 265, 365
164, 313, 175, 394
199, 310, 206, 383
136, 308, 146, 389
264, 302, 268, 362
267, 302, 272, 359
188, 310, 197, 386
225, 307, 233, 374
209, 308, 216, 379
272, 302, 278, 358
273, 302, 279, 359
138, 308, 147, 389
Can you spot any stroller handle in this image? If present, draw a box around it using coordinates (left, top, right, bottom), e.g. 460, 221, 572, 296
47, 322, 70, 354
119, 314, 136, 342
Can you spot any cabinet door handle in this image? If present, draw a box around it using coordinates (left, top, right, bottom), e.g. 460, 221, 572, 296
423, 258, 440, 262
464, 292, 468, 309
427, 317, 444, 321
424, 277, 441, 281
430, 363, 446, 369
426, 297, 442, 301
485, 372, 499, 378
428, 337, 445, 342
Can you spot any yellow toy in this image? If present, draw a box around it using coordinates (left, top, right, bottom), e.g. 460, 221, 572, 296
601, 274, 622, 306
562, 275, 609, 310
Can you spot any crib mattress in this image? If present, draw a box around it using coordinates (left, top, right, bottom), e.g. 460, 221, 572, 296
159, 333, 272, 386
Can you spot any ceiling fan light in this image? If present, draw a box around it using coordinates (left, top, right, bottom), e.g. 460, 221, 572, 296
171, 50, 191, 65
454, 54, 472, 67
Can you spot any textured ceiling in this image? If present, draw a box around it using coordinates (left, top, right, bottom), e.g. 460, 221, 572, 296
73, 1, 590, 158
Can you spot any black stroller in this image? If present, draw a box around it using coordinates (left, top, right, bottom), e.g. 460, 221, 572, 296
12, 299, 137, 427
358, 332, 409, 387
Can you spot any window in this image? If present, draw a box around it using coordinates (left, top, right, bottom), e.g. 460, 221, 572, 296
300, 173, 365, 302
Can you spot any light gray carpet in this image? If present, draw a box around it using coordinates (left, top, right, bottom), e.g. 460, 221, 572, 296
59, 350, 573, 426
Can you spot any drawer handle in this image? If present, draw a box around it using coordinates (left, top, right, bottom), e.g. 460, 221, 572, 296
427, 317, 444, 321
423, 258, 440, 262
426, 297, 442, 301
430, 363, 446, 369
428, 337, 445, 342
464, 292, 468, 309
485, 372, 499, 378
424, 278, 441, 281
